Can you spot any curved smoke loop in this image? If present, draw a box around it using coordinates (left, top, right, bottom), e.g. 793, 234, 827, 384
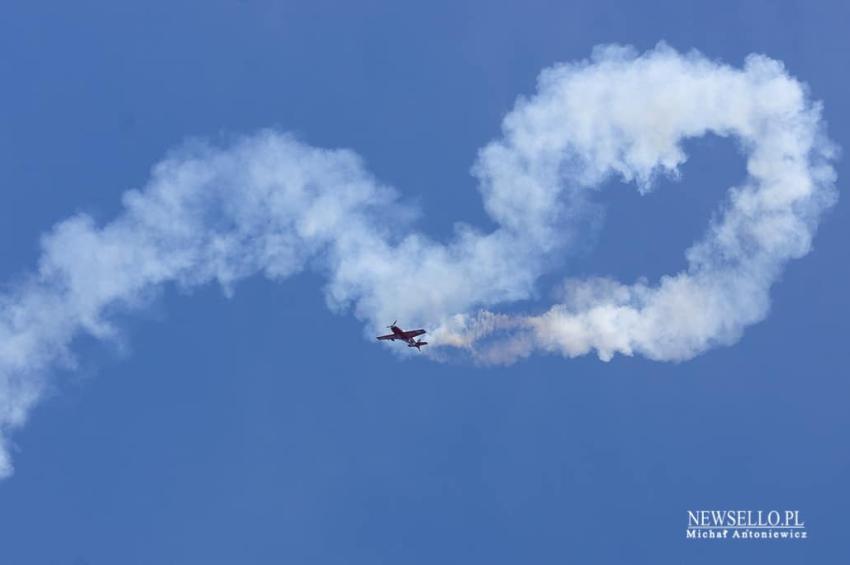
0, 44, 838, 477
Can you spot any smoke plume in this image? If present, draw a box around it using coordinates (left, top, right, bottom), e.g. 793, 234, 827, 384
0, 44, 837, 477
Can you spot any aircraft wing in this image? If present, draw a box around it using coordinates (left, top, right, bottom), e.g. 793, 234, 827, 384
376, 334, 397, 341
399, 329, 426, 339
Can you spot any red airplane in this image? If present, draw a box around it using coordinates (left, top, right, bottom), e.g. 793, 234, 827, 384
376, 321, 428, 351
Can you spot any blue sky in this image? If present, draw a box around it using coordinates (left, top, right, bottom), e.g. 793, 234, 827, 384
1, 1, 849, 563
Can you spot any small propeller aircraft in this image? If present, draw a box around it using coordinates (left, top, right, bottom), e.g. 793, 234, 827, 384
376, 321, 428, 351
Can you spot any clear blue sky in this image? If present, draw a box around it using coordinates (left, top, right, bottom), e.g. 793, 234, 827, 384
1, 1, 848, 563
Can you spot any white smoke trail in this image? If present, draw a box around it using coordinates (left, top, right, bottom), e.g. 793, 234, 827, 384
0, 43, 837, 477
436, 44, 837, 363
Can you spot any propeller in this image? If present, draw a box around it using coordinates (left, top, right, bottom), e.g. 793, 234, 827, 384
387, 320, 397, 329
